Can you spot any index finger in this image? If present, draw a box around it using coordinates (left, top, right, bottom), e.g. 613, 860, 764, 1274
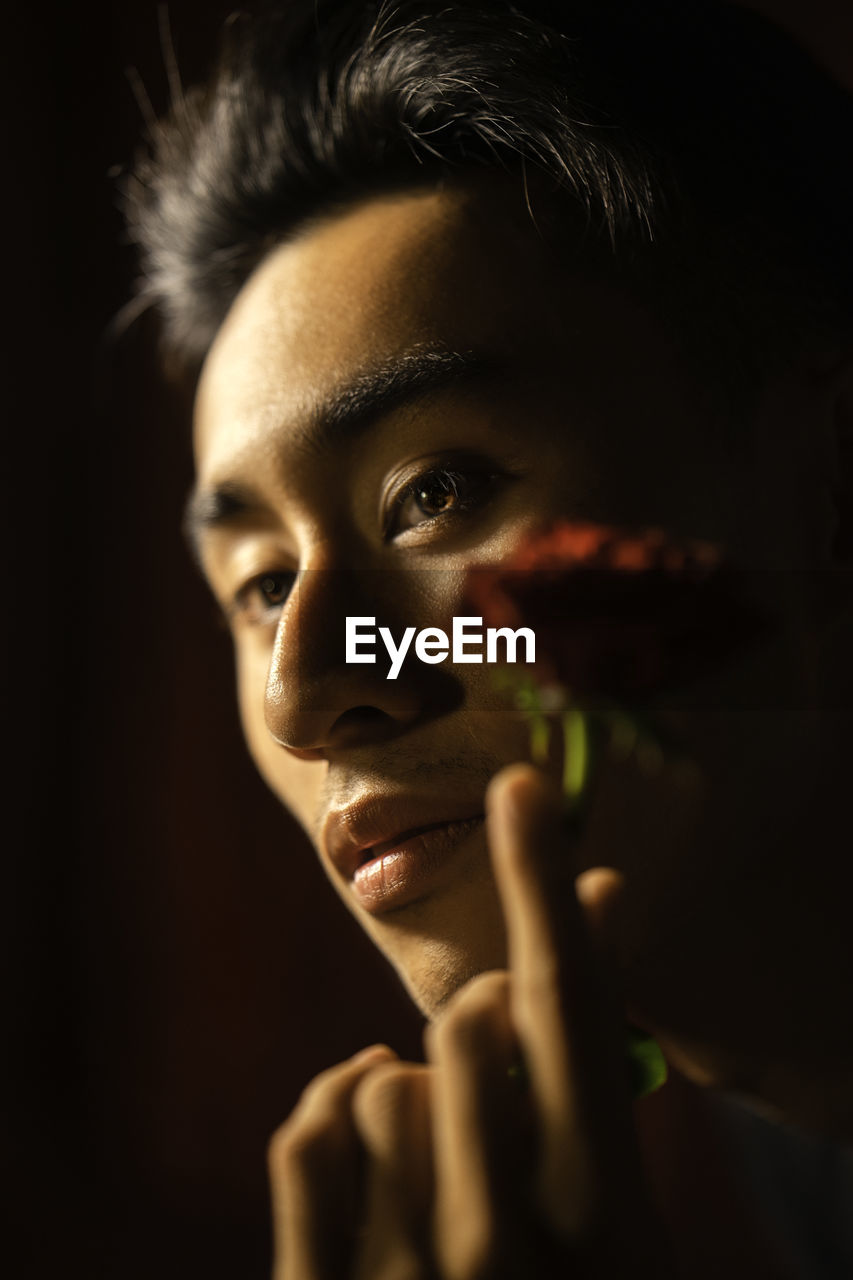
485, 763, 636, 1231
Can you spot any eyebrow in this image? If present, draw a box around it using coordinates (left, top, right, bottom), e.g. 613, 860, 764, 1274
184, 345, 497, 561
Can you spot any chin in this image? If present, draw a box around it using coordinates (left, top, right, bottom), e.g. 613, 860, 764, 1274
363, 854, 510, 1019
405, 966, 484, 1021
389, 926, 509, 1021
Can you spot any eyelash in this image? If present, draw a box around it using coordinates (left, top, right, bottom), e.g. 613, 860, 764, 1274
384, 461, 501, 540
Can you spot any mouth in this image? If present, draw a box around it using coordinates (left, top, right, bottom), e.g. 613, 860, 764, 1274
323, 799, 487, 914
352, 816, 485, 912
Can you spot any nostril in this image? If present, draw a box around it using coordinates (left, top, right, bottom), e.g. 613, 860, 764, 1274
329, 704, 398, 745
347, 706, 389, 721
337, 705, 393, 728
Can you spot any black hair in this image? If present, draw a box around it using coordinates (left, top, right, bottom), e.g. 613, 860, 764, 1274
121, 0, 853, 391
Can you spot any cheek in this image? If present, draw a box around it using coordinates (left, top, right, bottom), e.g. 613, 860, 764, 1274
234, 637, 321, 831
235, 634, 267, 752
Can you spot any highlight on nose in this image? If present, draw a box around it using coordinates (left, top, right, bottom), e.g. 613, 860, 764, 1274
260, 567, 452, 754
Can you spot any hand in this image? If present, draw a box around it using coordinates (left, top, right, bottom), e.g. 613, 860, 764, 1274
268, 764, 674, 1279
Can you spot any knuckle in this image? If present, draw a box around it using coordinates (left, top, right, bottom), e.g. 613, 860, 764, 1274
458, 969, 512, 1010
269, 1049, 400, 1179
298, 1055, 356, 1103
351, 1062, 417, 1140
267, 1113, 335, 1178
432, 970, 511, 1053
267, 1119, 299, 1175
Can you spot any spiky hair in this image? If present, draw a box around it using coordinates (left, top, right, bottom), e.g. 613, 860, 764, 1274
122, 0, 853, 383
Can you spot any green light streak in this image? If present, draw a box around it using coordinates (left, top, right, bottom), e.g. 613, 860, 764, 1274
562, 705, 589, 802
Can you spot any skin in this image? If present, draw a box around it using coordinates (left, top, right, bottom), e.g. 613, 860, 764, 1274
192, 178, 853, 1272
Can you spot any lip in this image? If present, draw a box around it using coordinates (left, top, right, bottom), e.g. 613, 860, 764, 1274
323, 795, 486, 913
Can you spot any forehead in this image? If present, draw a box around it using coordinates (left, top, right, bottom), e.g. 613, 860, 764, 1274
194, 182, 553, 464
193, 178, 712, 503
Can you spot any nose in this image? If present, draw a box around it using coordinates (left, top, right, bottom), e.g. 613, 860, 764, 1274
263, 568, 436, 757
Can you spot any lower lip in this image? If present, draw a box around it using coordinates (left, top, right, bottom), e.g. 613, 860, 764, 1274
351, 817, 485, 913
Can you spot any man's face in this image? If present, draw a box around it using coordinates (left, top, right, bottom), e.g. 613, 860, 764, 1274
192, 180, 839, 1090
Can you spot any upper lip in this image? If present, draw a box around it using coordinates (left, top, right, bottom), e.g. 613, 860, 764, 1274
322, 793, 486, 880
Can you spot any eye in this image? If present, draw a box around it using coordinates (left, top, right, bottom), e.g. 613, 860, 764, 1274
385, 462, 500, 539
229, 570, 296, 626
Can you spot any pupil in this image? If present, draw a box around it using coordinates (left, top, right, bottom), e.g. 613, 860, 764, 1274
419, 476, 457, 514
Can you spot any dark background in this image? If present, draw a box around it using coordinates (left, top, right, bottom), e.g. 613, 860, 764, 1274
5, 2, 852, 1276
